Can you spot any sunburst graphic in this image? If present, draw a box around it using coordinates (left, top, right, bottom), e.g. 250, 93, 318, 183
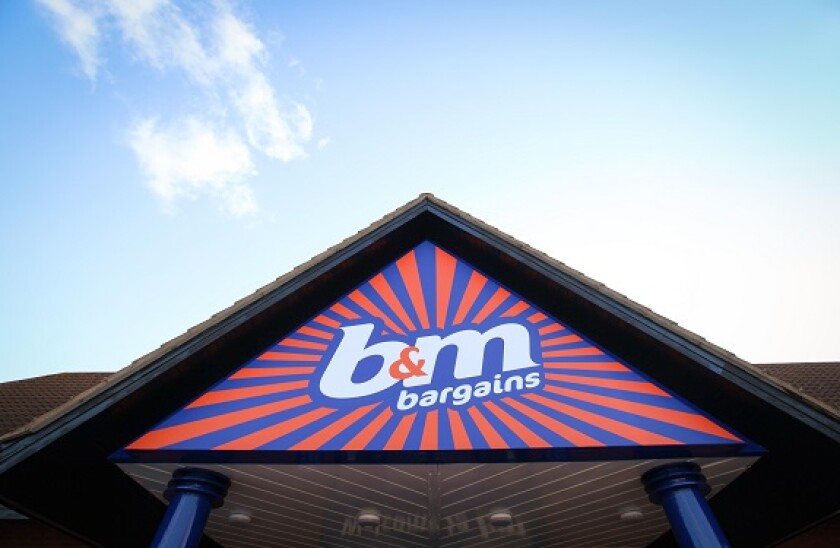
126, 242, 744, 454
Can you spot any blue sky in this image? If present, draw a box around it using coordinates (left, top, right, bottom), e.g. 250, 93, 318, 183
1, 1, 838, 382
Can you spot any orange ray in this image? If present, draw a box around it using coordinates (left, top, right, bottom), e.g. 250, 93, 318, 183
313, 314, 341, 329
186, 380, 309, 408
447, 408, 472, 450
279, 338, 328, 351
540, 334, 582, 347
467, 406, 507, 448
482, 401, 550, 448
230, 367, 315, 380
545, 373, 669, 396
369, 273, 417, 332
543, 361, 629, 372
501, 397, 604, 446
216, 407, 335, 450
330, 303, 360, 320
435, 247, 457, 329
420, 410, 439, 450
471, 287, 511, 324
384, 413, 417, 450
543, 347, 603, 358
528, 312, 547, 324
348, 289, 405, 335
297, 325, 334, 340
543, 385, 742, 441
396, 251, 431, 330
500, 300, 529, 318
523, 393, 680, 446
538, 323, 566, 335
452, 271, 487, 325
343, 407, 394, 450
291, 403, 380, 450
258, 351, 321, 362
127, 395, 312, 450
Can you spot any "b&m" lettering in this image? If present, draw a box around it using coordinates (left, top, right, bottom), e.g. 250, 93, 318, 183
319, 322, 541, 410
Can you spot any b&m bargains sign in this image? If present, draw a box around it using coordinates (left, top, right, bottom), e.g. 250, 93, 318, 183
320, 321, 542, 411
127, 242, 744, 453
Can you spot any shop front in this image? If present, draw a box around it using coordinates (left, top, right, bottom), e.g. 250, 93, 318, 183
1, 195, 837, 547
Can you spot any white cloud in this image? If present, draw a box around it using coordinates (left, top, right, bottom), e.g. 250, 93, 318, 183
105, 0, 217, 85
130, 117, 256, 216
213, 8, 264, 71
287, 56, 305, 77
37, 0, 315, 216
234, 75, 312, 161
317, 137, 332, 150
210, 10, 313, 161
37, 0, 103, 80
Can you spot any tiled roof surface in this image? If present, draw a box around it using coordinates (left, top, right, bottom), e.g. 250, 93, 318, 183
754, 363, 840, 413
0, 373, 112, 438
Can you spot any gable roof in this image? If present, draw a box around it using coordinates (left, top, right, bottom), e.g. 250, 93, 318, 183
0, 194, 837, 548
1, 194, 836, 449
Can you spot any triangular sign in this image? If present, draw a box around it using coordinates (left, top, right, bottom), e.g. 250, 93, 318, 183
123, 241, 746, 459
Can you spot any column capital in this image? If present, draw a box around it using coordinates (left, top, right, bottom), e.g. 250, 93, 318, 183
642, 461, 710, 504
641, 462, 728, 547
164, 467, 230, 508
152, 467, 231, 548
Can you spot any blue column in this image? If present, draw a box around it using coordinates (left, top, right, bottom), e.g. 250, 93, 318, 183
151, 467, 231, 548
641, 462, 729, 548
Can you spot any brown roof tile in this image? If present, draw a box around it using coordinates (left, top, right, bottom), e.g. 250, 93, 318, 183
754, 363, 840, 413
0, 373, 112, 438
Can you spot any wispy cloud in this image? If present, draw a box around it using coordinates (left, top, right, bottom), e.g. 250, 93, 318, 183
37, 0, 103, 80
317, 137, 333, 150
37, 0, 313, 216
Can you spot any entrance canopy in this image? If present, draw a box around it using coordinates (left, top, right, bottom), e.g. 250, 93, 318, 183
120, 458, 755, 547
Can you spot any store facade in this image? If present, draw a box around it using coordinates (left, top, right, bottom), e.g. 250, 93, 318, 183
1, 195, 838, 547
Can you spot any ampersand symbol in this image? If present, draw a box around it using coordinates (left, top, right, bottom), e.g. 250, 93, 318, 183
389, 346, 427, 380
